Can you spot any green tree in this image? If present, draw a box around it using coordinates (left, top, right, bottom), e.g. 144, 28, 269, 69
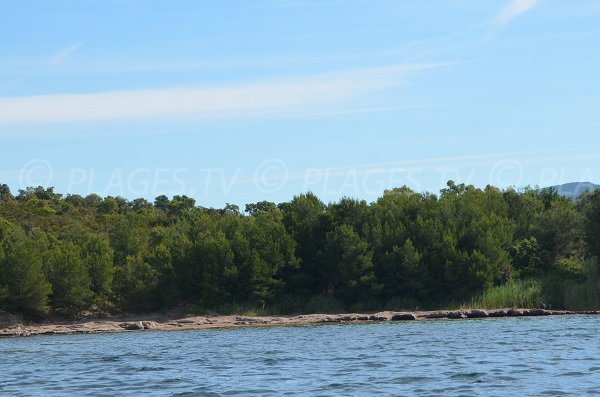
46, 241, 92, 315
81, 234, 114, 296
379, 239, 427, 299
511, 237, 543, 275
580, 190, 600, 259
0, 220, 51, 315
324, 224, 380, 304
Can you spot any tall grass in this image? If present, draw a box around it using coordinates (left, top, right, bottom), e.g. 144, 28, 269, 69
564, 281, 600, 310
265, 294, 305, 315
464, 280, 544, 309
303, 294, 345, 314
384, 296, 421, 311
184, 279, 600, 316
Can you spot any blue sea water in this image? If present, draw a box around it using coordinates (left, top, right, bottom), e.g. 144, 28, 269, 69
1, 316, 600, 396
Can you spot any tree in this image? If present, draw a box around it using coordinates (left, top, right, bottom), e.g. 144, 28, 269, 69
511, 237, 543, 275
580, 190, 600, 259
279, 192, 329, 295
0, 184, 13, 201
324, 224, 380, 304
0, 220, 51, 315
245, 201, 277, 216
81, 234, 114, 296
379, 239, 427, 299
183, 230, 236, 307
45, 241, 92, 315
113, 254, 159, 312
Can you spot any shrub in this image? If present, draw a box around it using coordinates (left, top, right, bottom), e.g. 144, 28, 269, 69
465, 280, 544, 309
303, 294, 344, 314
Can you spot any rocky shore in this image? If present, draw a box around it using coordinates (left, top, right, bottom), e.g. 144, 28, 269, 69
2, 308, 599, 338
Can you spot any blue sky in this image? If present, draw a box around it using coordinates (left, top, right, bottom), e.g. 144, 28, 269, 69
1, 0, 599, 208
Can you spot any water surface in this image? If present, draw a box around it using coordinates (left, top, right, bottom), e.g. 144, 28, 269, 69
2, 316, 599, 396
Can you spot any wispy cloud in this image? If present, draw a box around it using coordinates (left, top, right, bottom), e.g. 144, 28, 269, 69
494, 0, 539, 26
49, 42, 82, 66
0, 72, 37, 89
0, 63, 445, 124
1, 42, 83, 91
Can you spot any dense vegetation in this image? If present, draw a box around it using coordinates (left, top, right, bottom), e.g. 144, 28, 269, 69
1, 181, 599, 319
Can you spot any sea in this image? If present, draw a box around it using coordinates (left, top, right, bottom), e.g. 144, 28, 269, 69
1, 315, 599, 396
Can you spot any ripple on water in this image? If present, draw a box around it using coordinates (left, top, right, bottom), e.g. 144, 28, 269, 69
1, 316, 600, 396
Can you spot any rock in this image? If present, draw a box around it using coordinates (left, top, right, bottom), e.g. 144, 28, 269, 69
446, 311, 467, 319
424, 312, 450, 319
119, 321, 145, 330
128, 321, 145, 330
141, 321, 158, 329
370, 312, 395, 321
524, 309, 550, 316
488, 309, 509, 317
466, 309, 489, 319
391, 313, 417, 321
0, 311, 21, 328
425, 310, 467, 320
235, 317, 269, 324
548, 310, 569, 316
507, 308, 524, 316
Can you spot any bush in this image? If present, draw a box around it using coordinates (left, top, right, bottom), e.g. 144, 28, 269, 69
384, 296, 421, 311
266, 294, 305, 315
303, 294, 344, 314
465, 280, 544, 309
564, 281, 600, 310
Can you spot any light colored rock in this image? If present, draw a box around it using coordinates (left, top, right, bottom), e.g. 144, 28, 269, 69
391, 312, 417, 321
119, 321, 145, 330
466, 309, 489, 318
142, 321, 158, 329
424, 312, 449, 319
507, 308, 524, 316
524, 309, 550, 316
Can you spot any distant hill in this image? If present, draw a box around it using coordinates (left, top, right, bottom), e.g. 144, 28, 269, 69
549, 182, 600, 199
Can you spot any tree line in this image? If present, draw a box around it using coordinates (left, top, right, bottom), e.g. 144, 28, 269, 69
0, 181, 599, 318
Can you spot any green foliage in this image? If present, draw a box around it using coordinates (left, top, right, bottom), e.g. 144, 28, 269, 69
265, 294, 305, 315
82, 234, 114, 296
564, 281, 600, 310
304, 294, 345, 314
465, 280, 544, 309
579, 190, 600, 259
324, 224, 380, 304
384, 296, 422, 311
0, 220, 51, 315
511, 237, 543, 275
46, 242, 93, 315
1, 180, 600, 318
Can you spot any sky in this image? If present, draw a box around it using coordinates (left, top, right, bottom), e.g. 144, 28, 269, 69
1, 0, 599, 208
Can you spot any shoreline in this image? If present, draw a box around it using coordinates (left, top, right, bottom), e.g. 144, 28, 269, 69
2, 308, 599, 338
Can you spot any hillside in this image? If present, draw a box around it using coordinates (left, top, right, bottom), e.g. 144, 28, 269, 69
551, 182, 600, 199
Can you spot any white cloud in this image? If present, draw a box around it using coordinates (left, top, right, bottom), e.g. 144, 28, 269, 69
0, 63, 444, 124
494, 0, 539, 26
49, 42, 82, 66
